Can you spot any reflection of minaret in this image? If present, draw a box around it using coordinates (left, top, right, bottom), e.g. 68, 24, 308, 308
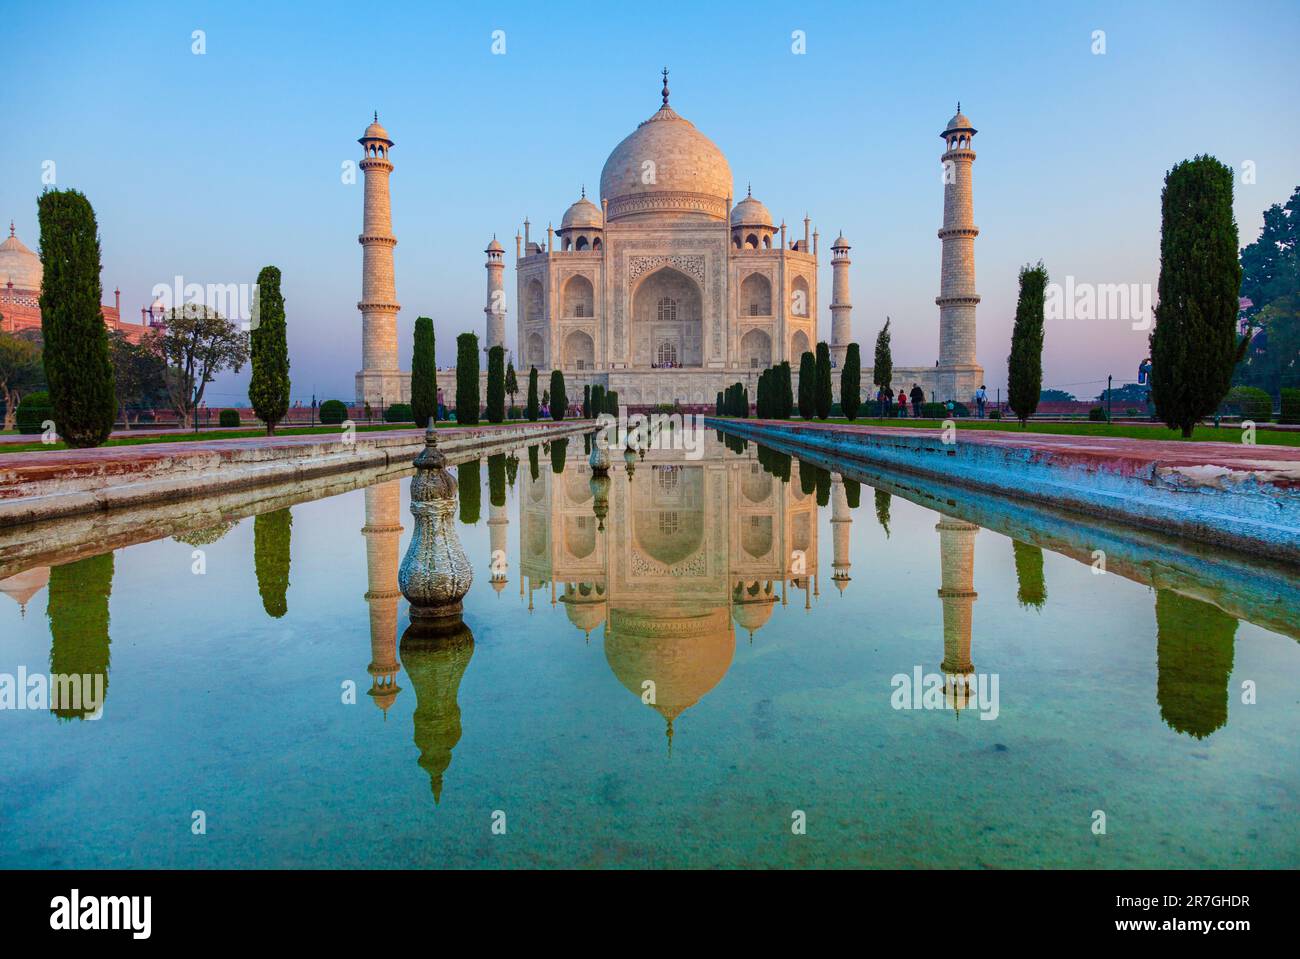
0, 566, 50, 618
488, 499, 509, 595
936, 514, 978, 711
363, 482, 404, 714
400, 623, 474, 803
830, 474, 852, 593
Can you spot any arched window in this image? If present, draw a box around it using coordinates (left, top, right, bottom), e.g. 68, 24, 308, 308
656, 341, 677, 367
575, 236, 589, 251
657, 297, 677, 323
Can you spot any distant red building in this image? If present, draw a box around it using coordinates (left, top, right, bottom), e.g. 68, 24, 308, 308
0, 222, 159, 344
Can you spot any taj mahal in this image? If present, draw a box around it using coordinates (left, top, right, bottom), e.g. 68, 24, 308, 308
355, 71, 983, 408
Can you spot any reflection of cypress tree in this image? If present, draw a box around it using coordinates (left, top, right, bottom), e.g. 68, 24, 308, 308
47, 553, 113, 721
487, 454, 507, 508
1011, 539, 1046, 610
874, 489, 891, 538
756, 445, 791, 482
583, 433, 591, 455
400, 622, 475, 804
814, 466, 831, 507
254, 509, 292, 618
1156, 590, 1237, 739
843, 478, 861, 509
528, 444, 539, 482
505, 453, 518, 488
799, 460, 817, 497
458, 459, 481, 525
550, 437, 568, 474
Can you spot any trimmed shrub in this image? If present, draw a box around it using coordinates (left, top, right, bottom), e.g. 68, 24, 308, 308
219, 408, 240, 428
1281, 387, 1300, 425
455, 332, 480, 425
319, 399, 348, 424
384, 402, 414, 423
1088, 406, 1107, 421
1221, 385, 1272, 420
988, 409, 1002, 420
16, 391, 51, 435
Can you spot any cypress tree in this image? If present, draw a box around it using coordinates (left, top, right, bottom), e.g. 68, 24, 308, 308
525, 366, 539, 421
873, 319, 893, 412
254, 508, 293, 618
248, 265, 290, 435
505, 360, 518, 412
780, 361, 793, 419
411, 316, 436, 427
583, 384, 591, 418
550, 369, 567, 421
797, 351, 816, 419
1150, 156, 1247, 437
486, 344, 505, 423
815, 341, 832, 419
605, 390, 618, 415
590, 383, 605, 418
455, 332, 480, 425
1008, 261, 1049, 426
37, 189, 115, 447
716, 391, 724, 415
841, 342, 861, 420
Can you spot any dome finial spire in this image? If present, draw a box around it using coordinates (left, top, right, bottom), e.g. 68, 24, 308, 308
581, 184, 586, 199
374, 110, 379, 123
747, 182, 751, 198
8, 221, 13, 238
661, 67, 670, 106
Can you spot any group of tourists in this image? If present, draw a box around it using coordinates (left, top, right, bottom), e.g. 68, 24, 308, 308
875, 383, 928, 418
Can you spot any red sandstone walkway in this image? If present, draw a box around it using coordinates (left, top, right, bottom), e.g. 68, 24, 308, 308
735, 419, 1300, 488
0, 421, 585, 493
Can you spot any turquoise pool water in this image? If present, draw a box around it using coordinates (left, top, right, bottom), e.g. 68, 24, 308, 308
1, 434, 1296, 868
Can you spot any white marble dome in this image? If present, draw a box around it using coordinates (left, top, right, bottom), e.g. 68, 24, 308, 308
0, 226, 42, 291
599, 102, 733, 222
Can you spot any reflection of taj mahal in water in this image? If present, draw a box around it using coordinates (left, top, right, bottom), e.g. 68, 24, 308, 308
521, 441, 821, 746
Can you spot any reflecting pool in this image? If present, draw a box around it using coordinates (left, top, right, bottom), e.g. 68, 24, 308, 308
1, 433, 1297, 868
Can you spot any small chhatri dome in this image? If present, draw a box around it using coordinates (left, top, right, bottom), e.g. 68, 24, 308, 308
944, 102, 975, 134
599, 69, 734, 222
560, 192, 603, 231
485, 236, 505, 253
730, 189, 773, 228
361, 111, 392, 143
831, 231, 850, 250
0, 224, 43, 291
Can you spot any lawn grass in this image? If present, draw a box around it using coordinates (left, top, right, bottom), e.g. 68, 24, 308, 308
0, 422, 434, 454
716, 416, 1300, 447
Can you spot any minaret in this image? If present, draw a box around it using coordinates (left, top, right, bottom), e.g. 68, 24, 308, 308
484, 236, 506, 353
935, 104, 983, 403
829, 232, 852, 369
355, 113, 410, 406
936, 513, 978, 711
830, 473, 852, 593
363, 481, 404, 714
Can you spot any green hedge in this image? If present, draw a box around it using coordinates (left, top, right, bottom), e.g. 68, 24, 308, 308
319, 399, 348, 424
219, 409, 241, 428
1281, 388, 1300, 425
384, 402, 414, 423
16, 391, 51, 435
1221, 385, 1273, 421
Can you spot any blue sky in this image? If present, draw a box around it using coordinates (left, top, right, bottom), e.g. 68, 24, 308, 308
3, 0, 1297, 402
